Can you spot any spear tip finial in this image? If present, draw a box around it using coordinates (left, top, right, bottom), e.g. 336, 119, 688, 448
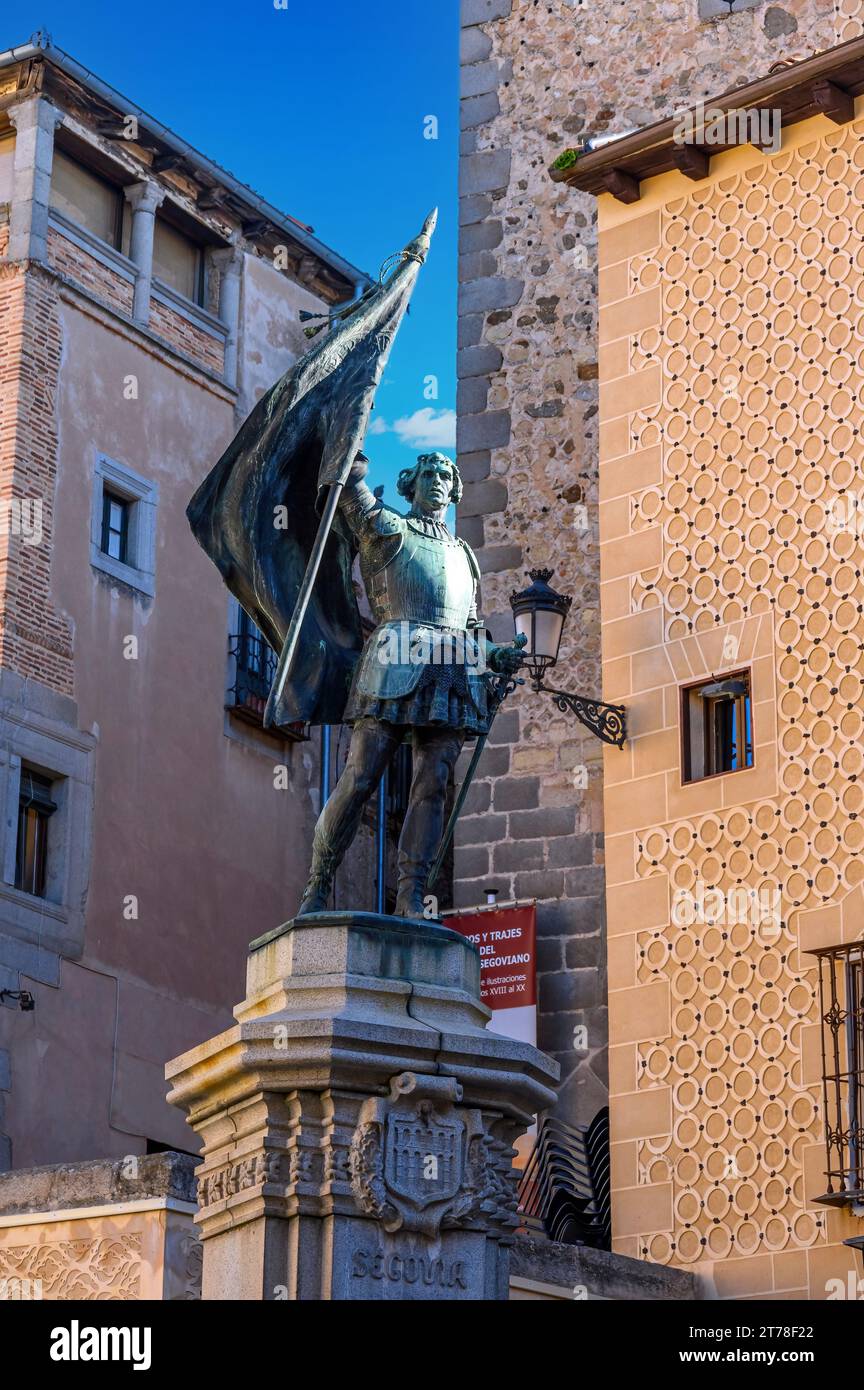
403, 207, 437, 265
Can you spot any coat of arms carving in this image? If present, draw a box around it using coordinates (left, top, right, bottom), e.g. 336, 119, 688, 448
349, 1071, 511, 1240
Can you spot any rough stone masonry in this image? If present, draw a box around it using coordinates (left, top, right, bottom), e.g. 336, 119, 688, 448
454, 0, 847, 1124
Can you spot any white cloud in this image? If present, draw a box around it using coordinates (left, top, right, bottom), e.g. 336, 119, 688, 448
391, 408, 457, 450
367, 416, 389, 435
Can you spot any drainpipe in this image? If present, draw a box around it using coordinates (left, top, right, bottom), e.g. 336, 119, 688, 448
320, 725, 331, 809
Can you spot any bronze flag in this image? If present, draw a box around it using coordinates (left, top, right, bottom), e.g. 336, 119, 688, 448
187, 210, 436, 727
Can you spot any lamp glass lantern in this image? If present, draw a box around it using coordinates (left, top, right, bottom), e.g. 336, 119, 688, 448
509, 568, 573, 681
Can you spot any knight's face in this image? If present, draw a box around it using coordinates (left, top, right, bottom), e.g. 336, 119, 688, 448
414, 460, 453, 512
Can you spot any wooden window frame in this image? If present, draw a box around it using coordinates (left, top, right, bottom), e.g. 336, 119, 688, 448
680, 668, 754, 785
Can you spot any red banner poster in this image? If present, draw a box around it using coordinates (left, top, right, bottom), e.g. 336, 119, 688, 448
447, 903, 539, 1160
446, 904, 537, 1040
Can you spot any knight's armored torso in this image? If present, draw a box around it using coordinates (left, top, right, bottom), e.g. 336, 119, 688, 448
364, 516, 475, 628
338, 480, 489, 731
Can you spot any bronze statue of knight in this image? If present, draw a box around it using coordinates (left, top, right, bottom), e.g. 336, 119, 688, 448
297, 449, 524, 919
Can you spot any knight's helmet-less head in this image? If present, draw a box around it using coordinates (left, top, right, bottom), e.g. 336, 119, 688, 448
396, 453, 463, 506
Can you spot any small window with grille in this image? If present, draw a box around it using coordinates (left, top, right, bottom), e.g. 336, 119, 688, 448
809, 943, 864, 1206
681, 670, 753, 783
226, 604, 307, 741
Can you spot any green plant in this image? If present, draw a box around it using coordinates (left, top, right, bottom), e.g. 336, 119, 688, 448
551, 148, 580, 171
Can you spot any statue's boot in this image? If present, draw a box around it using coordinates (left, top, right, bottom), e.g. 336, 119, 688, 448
394, 874, 430, 920
296, 834, 342, 917
395, 801, 436, 918
296, 867, 334, 916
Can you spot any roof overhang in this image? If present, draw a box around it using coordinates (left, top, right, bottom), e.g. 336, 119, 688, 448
0, 32, 371, 303
551, 33, 864, 203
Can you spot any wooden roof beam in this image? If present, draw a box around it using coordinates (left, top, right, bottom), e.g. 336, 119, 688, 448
152, 152, 186, 174
603, 169, 641, 204
671, 145, 710, 181
811, 78, 855, 124
196, 185, 230, 212
242, 218, 270, 238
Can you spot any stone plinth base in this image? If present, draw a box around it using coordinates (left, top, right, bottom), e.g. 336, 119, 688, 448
166, 912, 558, 1300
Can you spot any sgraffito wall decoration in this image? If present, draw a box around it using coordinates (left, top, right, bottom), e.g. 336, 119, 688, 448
598, 112, 864, 1299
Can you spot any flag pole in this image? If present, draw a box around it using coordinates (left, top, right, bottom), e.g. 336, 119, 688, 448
263, 481, 344, 727
262, 208, 437, 729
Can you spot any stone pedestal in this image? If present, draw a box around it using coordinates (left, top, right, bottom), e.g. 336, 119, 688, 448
166, 912, 558, 1300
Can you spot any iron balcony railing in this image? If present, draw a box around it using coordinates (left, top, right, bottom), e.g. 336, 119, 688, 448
517, 1108, 611, 1249
227, 631, 308, 741
808, 941, 864, 1206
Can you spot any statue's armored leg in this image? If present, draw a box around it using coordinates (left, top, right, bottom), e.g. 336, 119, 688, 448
395, 726, 466, 918
297, 718, 403, 915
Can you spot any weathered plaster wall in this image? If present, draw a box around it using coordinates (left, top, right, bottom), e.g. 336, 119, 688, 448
0, 197, 375, 1172
239, 253, 331, 417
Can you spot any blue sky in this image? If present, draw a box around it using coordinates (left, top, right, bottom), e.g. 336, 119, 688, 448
10, 1, 458, 503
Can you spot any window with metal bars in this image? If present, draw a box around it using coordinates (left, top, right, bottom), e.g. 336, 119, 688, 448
226, 610, 307, 740
809, 942, 864, 1205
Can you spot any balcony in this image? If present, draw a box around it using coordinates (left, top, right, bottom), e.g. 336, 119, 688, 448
808, 941, 864, 1207
226, 630, 308, 741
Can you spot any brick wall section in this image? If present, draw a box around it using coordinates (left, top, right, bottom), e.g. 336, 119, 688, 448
149, 297, 225, 378
0, 261, 73, 695
46, 227, 134, 317
455, 0, 848, 1126
45, 229, 224, 378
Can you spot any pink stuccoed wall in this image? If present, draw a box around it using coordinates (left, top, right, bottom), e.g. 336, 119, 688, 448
0, 242, 377, 1167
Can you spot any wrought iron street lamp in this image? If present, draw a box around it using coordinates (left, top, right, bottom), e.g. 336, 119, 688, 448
509, 568, 627, 748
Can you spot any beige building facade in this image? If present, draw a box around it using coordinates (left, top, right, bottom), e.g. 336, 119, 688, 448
568, 43, 864, 1298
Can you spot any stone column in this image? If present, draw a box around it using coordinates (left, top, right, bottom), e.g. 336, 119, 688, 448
212, 242, 243, 389
166, 912, 558, 1300
7, 96, 63, 263
124, 181, 165, 324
